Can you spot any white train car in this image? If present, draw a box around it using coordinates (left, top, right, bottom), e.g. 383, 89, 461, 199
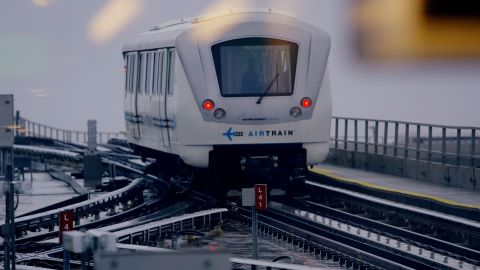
123, 9, 331, 190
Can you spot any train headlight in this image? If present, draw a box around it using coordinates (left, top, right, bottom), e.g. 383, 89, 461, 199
213, 108, 226, 120
301, 97, 312, 108
202, 99, 215, 111
290, 106, 302, 118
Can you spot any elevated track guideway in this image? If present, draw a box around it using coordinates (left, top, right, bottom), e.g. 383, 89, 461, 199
3, 114, 480, 269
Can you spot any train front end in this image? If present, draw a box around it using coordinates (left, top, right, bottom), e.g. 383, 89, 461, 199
175, 10, 331, 190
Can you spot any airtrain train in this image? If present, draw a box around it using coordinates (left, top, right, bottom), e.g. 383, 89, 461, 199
122, 9, 331, 192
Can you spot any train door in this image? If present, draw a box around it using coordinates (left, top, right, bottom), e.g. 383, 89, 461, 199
131, 52, 141, 140
143, 50, 157, 143
164, 48, 176, 146
152, 49, 165, 147
125, 52, 140, 140
137, 51, 150, 140
124, 53, 131, 138
158, 49, 169, 148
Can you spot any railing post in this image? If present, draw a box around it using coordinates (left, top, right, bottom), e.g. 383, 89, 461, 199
416, 125, 421, 160
334, 118, 339, 149
472, 129, 476, 167
456, 129, 461, 165
374, 121, 379, 154
394, 122, 399, 157
364, 120, 369, 153
44, 125, 47, 138
383, 122, 388, 155
344, 119, 348, 150
56, 129, 59, 140
442, 128, 447, 163
354, 120, 358, 151
404, 124, 410, 158
428, 126, 433, 162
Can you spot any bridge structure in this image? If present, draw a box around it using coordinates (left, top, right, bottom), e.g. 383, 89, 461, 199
3, 113, 480, 270
7, 112, 480, 192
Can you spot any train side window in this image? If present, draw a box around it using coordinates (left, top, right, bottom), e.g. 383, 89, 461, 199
132, 52, 139, 93
130, 53, 136, 93
146, 52, 154, 94
126, 53, 131, 93
159, 50, 164, 95
144, 53, 149, 94
160, 49, 167, 95
124, 54, 129, 93
152, 51, 158, 94
167, 49, 176, 96
139, 52, 147, 93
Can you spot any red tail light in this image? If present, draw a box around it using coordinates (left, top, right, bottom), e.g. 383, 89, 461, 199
202, 99, 215, 111
301, 97, 312, 108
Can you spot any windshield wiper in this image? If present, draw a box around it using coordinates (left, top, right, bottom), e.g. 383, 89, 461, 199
256, 72, 280, 104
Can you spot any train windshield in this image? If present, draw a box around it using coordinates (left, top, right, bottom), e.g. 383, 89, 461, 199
212, 38, 298, 97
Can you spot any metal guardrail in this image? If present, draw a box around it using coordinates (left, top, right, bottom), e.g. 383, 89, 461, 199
13, 144, 81, 163
332, 116, 480, 168
15, 116, 125, 144
13, 178, 144, 232
15, 115, 480, 168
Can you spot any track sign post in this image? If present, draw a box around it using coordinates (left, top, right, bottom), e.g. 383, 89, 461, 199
60, 210, 74, 243
247, 184, 267, 260
255, 184, 267, 211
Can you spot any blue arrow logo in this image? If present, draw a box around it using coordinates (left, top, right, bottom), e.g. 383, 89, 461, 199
222, 127, 235, 141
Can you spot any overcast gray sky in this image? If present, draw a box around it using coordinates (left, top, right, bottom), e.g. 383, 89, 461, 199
1, 0, 479, 132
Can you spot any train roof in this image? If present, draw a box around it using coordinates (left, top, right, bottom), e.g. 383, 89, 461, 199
122, 8, 298, 52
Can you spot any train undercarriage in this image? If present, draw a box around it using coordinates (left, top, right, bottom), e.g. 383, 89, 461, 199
133, 143, 308, 197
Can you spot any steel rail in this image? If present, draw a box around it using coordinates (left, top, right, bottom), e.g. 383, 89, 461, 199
305, 180, 480, 240
14, 198, 167, 248
15, 208, 227, 265
303, 180, 480, 266
268, 207, 443, 269
295, 199, 480, 268
11, 178, 144, 234
231, 206, 412, 270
